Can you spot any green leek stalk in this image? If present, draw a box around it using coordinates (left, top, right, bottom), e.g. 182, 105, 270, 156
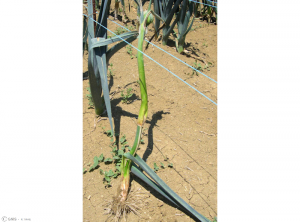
117, 0, 153, 202
110, 3, 211, 220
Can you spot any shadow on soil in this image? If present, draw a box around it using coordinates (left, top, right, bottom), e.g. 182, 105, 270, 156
132, 174, 202, 222
142, 111, 170, 161
109, 95, 139, 147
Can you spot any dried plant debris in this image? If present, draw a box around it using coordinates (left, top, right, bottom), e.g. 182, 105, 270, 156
104, 187, 150, 222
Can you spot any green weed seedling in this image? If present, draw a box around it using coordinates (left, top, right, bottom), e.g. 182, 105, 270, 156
202, 62, 213, 72
115, 27, 126, 35
204, 65, 210, 71
141, 127, 147, 144
125, 25, 135, 31
160, 162, 165, 169
126, 45, 135, 59
113, 135, 129, 165
86, 87, 94, 109
191, 24, 197, 31
189, 60, 203, 76
121, 88, 133, 103
108, 63, 114, 77
102, 127, 114, 142
100, 169, 119, 187
89, 154, 105, 172
104, 157, 113, 163
154, 162, 160, 172
204, 62, 213, 71
163, 156, 173, 168
84, 130, 127, 186
100, 169, 114, 186
83, 154, 104, 175
120, 134, 128, 148
98, 133, 132, 186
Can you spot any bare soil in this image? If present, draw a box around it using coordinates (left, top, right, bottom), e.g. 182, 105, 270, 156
83, 3, 217, 221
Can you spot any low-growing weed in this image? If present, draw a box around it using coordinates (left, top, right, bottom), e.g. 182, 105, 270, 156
153, 161, 173, 172
126, 45, 137, 59
125, 25, 135, 31
121, 88, 133, 103
86, 87, 94, 109
84, 130, 132, 186
115, 27, 126, 35
187, 60, 203, 76
204, 62, 213, 71
89, 154, 105, 172
102, 127, 114, 142
153, 163, 160, 171
108, 63, 114, 77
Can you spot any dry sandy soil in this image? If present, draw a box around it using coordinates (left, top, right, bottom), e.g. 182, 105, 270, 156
83, 2, 217, 221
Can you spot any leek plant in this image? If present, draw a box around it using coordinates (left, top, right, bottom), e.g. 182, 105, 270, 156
199, 0, 217, 23
107, 1, 210, 221
203, 0, 213, 23
83, 14, 88, 56
114, 0, 128, 22
85, 0, 138, 134
114, 0, 120, 19
153, 0, 183, 45
210, 0, 217, 24
214, 1, 217, 24
173, 0, 195, 54
195, 0, 201, 17
113, 0, 153, 206
153, 0, 195, 53
85, 0, 212, 220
